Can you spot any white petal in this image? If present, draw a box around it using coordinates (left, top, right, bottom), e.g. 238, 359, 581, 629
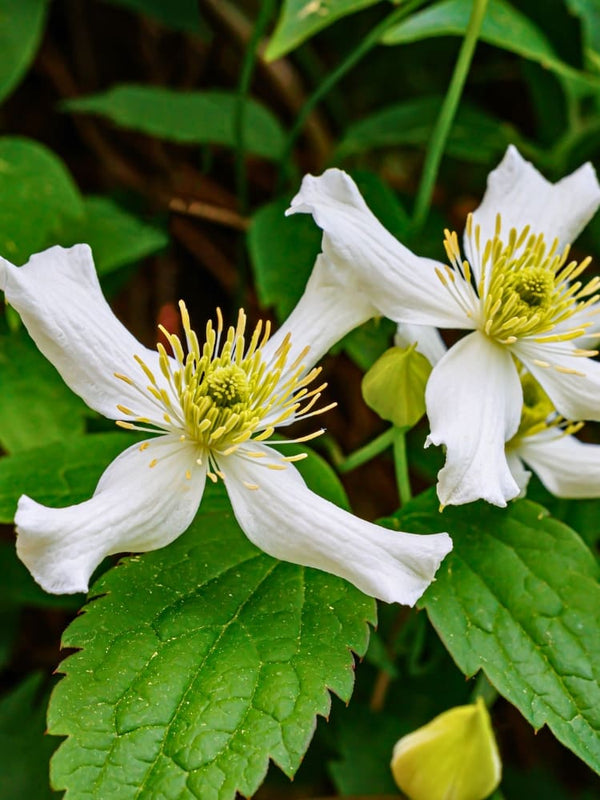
220, 444, 452, 606
261, 254, 377, 369
287, 169, 473, 329
394, 322, 447, 366
426, 332, 522, 507
15, 436, 206, 594
0, 245, 169, 420
512, 339, 600, 422
467, 146, 600, 260
506, 451, 531, 498
517, 430, 600, 498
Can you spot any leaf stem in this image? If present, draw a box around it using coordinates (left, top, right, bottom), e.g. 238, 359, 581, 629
338, 428, 394, 473
470, 671, 499, 708
411, 0, 490, 231
393, 426, 412, 506
276, 0, 428, 189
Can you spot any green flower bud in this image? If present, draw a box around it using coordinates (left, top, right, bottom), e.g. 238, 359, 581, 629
391, 697, 501, 800
361, 345, 431, 429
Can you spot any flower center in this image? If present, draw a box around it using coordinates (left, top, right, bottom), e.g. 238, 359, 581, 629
114, 302, 333, 481
441, 214, 600, 345
205, 364, 250, 407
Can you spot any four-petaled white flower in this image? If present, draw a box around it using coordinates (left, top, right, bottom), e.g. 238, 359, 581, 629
285, 146, 600, 506
395, 323, 600, 502
0, 245, 451, 602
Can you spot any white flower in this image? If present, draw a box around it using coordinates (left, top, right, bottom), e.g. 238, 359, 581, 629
398, 325, 600, 503
0, 245, 452, 602
285, 146, 600, 506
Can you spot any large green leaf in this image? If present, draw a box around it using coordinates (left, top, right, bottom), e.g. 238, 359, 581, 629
566, 0, 600, 71
390, 491, 600, 774
62, 196, 168, 276
0, 137, 84, 265
0, 673, 59, 799
383, 0, 600, 90
265, 0, 383, 61
0, 432, 139, 520
0, 0, 49, 105
0, 327, 89, 453
48, 483, 375, 799
335, 96, 524, 163
64, 87, 286, 160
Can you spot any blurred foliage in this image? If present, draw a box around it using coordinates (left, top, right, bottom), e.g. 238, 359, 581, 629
0, 0, 598, 798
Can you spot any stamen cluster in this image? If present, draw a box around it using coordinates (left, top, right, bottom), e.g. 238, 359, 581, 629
114, 302, 333, 481
440, 214, 600, 346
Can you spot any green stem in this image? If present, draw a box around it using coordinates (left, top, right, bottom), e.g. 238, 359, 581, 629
235, 0, 275, 216
411, 0, 490, 232
393, 426, 412, 506
470, 672, 499, 708
338, 428, 394, 473
276, 0, 428, 189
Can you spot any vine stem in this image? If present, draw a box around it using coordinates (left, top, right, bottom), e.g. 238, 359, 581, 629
393, 426, 412, 506
276, 0, 428, 189
234, 0, 275, 216
338, 428, 394, 473
411, 0, 490, 231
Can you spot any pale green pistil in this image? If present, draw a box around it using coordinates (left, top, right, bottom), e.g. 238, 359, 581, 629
205, 364, 250, 408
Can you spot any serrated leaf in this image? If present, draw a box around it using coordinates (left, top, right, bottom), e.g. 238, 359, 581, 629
0, 432, 140, 520
60, 196, 168, 276
0, 327, 89, 453
48, 484, 375, 800
335, 96, 524, 164
0, 137, 84, 264
0, 673, 59, 799
389, 491, 600, 775
64, 86, 286, 160
265, 0, 383, 61
382, 0, 600, 91
0, 0, 49, 105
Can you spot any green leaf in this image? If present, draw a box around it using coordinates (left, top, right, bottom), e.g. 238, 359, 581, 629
382, 0, 600, 91
0, 432, 139, 521
0, 137, 84, 264
389, 491, 600, 775
566, 0, 600, 71
64, 87, 286, 160
0, 327, 89, 453
61, 196, 168, 276
336, 96, 524, 163
0, 673, 59, 799
48, 484, 375, 800
101, 0, 209, 35
249, 196, 322, 321
265, 0, 383, 61
329, 703, 402, 795
0, 0, 49, 105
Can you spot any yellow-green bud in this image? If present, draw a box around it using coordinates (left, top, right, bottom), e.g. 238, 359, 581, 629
361, 345, 431, 429
390, 697, 501, 800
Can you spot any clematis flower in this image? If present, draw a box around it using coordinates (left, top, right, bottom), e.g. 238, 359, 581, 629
0, 245, 452, 601
286, 146, 600, 506
396, 324, 600, 504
